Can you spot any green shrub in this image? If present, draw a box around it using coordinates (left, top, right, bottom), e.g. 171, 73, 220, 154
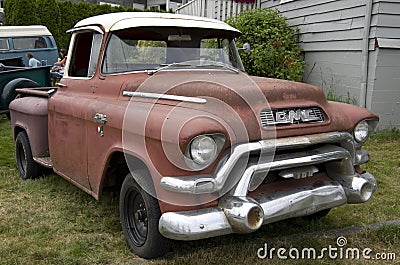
226, 9, 305, 81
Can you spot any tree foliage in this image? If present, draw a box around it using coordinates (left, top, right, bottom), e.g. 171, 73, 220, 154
4, 0, 40, 25
36, 0, 61, 44
226, 9, 305, 81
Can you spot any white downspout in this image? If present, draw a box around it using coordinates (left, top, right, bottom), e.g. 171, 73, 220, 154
360, 0, 373, 108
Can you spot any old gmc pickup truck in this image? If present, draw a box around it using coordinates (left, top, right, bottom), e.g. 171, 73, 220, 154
10, 12, 379, 258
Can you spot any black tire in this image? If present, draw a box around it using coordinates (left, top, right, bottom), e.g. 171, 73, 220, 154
304, 208, 331, 220
1, 78, 39, 109
15, 131, 43, 179
119, 173, 171, 258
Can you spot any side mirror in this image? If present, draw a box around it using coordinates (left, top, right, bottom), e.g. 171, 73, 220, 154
240, 43, 251, 54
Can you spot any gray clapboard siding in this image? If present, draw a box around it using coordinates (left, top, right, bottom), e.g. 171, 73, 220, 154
376, 2, 400, 14
302, 5, 366, 24
370, 1, 400, 40
261, 0, 371, 51
272, 1, 365, 20
300, 28, 364, 43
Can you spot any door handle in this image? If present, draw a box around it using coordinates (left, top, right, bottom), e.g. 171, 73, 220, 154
93, 113, 107, 124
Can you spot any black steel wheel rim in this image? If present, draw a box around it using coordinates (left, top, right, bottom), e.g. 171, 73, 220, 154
124, 186, 148, 246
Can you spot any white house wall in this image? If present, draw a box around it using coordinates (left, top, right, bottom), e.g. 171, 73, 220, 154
367, 48, 400, 128
304, 51, 364, 102
370, 1, 400, 128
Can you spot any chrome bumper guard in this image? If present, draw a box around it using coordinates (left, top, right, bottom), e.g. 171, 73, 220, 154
158, 132, 378, 240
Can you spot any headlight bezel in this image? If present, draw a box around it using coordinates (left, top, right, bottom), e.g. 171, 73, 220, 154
184, 133, 226, 171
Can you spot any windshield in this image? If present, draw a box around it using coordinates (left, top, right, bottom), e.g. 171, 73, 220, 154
102, 27, 244, 74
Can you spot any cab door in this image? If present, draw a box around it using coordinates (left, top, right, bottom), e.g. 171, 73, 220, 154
48, 28, 103, 191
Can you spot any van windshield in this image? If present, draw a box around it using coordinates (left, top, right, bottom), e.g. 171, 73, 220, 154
102, 27, 244, 74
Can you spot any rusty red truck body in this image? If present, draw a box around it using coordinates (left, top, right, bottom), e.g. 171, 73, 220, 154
9, 12, 379, 258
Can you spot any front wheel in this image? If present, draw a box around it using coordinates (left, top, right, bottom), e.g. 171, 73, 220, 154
15, 131, 43, 179
119, 173, 170, 258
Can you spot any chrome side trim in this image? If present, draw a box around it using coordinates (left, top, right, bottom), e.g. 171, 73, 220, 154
122, 91, 207, 104
159, 181, 347, 240
160, 132, 355, 194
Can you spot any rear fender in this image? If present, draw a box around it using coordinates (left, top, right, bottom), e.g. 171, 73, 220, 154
10, 97, 49, 157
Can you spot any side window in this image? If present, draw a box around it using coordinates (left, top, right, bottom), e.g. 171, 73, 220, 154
69, 31, 103, 78
12, 37, 47, 49
0, 38, 9, 50
88, 33, 103, 77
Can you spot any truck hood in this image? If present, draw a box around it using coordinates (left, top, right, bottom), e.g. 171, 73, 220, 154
121, 71, 378, 141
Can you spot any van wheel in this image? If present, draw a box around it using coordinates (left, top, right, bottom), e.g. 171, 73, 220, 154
119, 173, 170, 258
15, 131, 43, 179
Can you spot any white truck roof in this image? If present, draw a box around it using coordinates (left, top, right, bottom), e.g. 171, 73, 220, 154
0, 25, 52, 37
73, 12, 241, 34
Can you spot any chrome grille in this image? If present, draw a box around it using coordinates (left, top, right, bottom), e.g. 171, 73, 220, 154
260, 107, 325, 127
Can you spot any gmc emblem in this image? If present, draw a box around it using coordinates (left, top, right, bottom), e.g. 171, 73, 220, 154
260, 107, 325, 126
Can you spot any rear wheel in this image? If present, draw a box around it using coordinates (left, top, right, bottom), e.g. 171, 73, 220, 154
15, 131, 43, 179
119, 173, 170, 258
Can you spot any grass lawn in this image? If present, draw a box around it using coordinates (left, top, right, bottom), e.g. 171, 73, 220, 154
0, 114, 399, 264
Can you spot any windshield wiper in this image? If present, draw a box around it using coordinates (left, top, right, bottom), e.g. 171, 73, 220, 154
146, 62, 192, 75
195, 61, 240, 74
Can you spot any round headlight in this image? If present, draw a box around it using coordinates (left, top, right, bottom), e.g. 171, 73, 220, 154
189, 135, 218, 166
354, 120, 369, 143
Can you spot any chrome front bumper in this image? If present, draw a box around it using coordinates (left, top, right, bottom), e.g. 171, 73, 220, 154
158, 132, 377, 241
161, 132, 356, 195
159, 180, 347, 240
159, 172, 377, 240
